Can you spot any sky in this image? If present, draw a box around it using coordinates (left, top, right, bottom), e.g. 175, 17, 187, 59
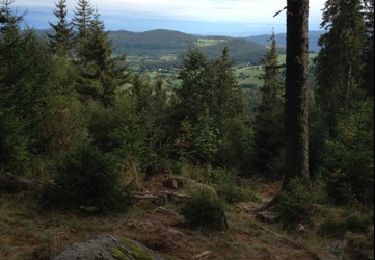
15, 0, 326, 36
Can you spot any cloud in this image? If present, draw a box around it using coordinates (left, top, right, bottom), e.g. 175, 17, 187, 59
17, 0, 325, 22
15, 0, 326, 35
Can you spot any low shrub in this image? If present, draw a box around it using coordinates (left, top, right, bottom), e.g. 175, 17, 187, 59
322, 101, 374, 207
211, 169, 261, 203
41, 141, 131, 212
181, 190, 227, 230
278, 178, 315, 227
321, 211, 373, 238
215, 183, 261, 203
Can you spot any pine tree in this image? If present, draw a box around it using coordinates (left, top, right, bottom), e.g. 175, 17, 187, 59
192, 109, 219, 166
284, 0, 311, 188
212, 47, 244, 127
261, 32, 280, 107
48, 0, 73, 56
316, 0, 366, 123
177, 48, 212, 124
252, 33, 285, 176
0, 0, 23, 75
72, 0, 93, 64
0, 0, 30, 174
363, 0, 374, 97
76, 9, 128, 106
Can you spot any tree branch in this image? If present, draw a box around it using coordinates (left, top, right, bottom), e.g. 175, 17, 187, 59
273, 6, 287, 18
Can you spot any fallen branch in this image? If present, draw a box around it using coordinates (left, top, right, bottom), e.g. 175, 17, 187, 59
161, 189, 189, 199
133, 194, 159, 200
194, 250, 212, 259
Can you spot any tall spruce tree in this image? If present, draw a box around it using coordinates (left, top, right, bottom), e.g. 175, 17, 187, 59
284, 0, 311, 188
73, 0, 93, 64
316, 0, 366, 127
48, 0, 73, 56
363, 0, 374, 97
261, 32, 280, 106
252, 32, 285, 176
212, 47, 244, 128
0, 0, 29, 174
76, 9, 128, 106
176, 48, 212, 124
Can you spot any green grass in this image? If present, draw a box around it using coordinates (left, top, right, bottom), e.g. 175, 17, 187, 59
234, 66, 263, 87
129, 52, 317, 92
277, 53, 318, 64
159, 54, 178, 61
195, 38, 227, 47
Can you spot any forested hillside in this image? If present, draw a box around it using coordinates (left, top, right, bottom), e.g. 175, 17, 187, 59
0, 0, 373, 259
37, 28, 270, 68
244, 30, 324, 52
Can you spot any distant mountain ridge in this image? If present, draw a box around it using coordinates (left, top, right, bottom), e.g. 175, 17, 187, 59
35, 29, 322, 67
244, 31, 324, 52
105, 29, 267, 65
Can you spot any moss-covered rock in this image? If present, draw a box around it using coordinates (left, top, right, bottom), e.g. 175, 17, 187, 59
53, 235, 162, 260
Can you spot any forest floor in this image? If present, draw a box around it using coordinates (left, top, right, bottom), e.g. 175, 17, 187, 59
0, 174, 370, 260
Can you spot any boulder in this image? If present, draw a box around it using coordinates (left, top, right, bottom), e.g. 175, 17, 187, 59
53, 235, 163, 260
0, 172, 34, 193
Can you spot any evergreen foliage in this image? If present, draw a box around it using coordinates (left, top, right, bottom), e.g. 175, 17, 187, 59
42, 141, 130, 211
176, 48, 212, 124
252, 33, 285, 177
191, 110, 219, 165
278, 178, 316, 227
316, 0, 366, 128
363, 0, 374, 96
75, 9, 128, 106
181, 190, 227, 230
48, 0, 73, 56
0, 0, 373, 225
73, 0, 93, 63
314, 0, 374, 208
322, 100, 374, 206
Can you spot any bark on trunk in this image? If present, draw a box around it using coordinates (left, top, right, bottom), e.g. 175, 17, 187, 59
284, 0, 311, 189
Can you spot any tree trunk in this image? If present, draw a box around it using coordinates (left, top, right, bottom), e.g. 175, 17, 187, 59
284, 0, 311, 189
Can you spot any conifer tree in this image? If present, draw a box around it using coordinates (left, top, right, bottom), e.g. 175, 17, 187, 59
48, 0, 73, 56
73, 0, 93, 64
0, 0, 30, 174
0, 0, 23, 75
363, 0, 374, 97
76, 9, 128, 106
252, 33, 285, 176
284, 0, 311, 188
177, 48, 212, 124
212, 47, 244, 127
316, 0, 366, 126
261, 32, 280, 107
192, 109, 219, 167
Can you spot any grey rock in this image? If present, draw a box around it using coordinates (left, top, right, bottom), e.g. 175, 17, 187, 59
54, 235, 163, 260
